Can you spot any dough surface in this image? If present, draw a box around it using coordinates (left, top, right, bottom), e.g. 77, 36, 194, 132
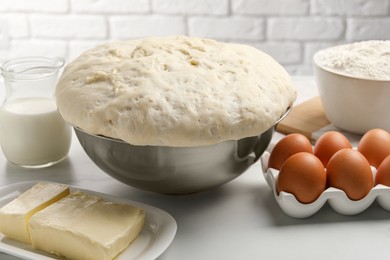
56, 35, 296, 147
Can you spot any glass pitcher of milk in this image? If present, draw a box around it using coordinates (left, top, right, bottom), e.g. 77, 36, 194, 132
0, 57, 72, 168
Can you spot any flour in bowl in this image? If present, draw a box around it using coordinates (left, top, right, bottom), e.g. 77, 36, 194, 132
314, 40, 390, 80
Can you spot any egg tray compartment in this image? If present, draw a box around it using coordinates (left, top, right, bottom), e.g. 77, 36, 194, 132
261, 152, 390, 218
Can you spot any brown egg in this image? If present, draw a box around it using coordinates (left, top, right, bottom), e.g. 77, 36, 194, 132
268, 133, 313, 170
276, 152, 326, 204
327, 148, 373, 200
375, 155, 390, 186
314, 131, 352, 167
358, 128, 390, 168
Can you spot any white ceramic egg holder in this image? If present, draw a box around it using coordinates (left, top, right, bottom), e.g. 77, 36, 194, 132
261, 152, 390, 218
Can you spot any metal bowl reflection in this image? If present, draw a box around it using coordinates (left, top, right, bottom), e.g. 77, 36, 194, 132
74, 113, 287, 194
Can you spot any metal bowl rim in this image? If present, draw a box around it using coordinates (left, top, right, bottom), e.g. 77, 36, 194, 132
72, 107, 291, 148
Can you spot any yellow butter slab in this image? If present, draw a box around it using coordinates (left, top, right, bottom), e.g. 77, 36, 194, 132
29, 191, 145, 260
0, 182, 70, 243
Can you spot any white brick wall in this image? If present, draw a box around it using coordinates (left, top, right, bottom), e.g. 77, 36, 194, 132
188, 16, 264, 40
267, 17, 344, 40
0, 0, 68, 13
71, 0, 150, 14
152, 0, 229, 15
30, 15, 107, 39
232, 0, 309, 15
312, 0, 389, 16
110, 15, 186, 39
0, 0, 389, 75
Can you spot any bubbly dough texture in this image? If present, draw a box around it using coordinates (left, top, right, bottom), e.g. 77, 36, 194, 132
56, 35, 296, 147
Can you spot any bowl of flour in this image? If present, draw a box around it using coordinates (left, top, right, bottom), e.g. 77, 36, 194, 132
313, 40, 390, 134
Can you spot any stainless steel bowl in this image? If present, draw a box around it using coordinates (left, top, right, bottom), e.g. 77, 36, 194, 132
74, 111, 289, 194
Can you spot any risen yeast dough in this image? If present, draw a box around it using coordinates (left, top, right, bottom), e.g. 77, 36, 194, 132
56, 35, 296, 147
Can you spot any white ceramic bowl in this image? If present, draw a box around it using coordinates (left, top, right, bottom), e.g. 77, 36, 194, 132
313, 51, 390, 134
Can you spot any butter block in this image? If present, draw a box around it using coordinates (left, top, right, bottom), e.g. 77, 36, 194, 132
29, 191, 145, 260
0, 182, 70, 244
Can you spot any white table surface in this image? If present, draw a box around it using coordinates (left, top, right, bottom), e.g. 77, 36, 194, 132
1, 76, 390, 260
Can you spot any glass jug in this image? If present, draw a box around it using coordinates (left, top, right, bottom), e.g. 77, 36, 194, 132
0, 57, 72, 168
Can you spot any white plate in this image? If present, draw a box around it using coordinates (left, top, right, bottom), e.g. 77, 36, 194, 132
0, 181, 177, 260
